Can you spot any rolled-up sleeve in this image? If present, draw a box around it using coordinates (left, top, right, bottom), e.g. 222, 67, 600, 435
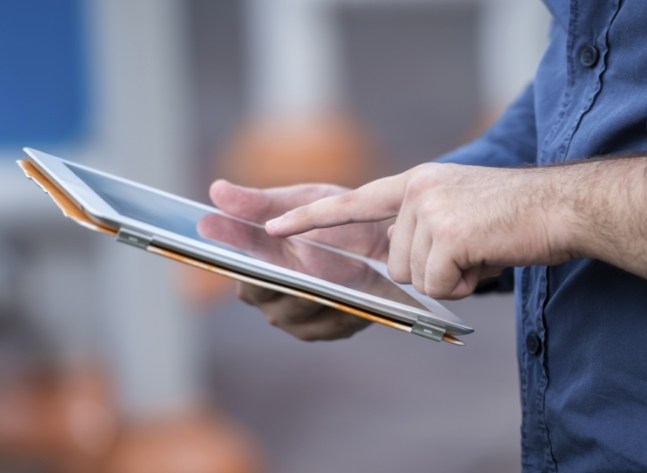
435, 83, 537, 168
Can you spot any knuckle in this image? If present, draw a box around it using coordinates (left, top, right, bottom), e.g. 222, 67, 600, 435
404, 176, 427, 201
335, 190, 356, 209
437, 216, 464, 242
405, 165, 441, 198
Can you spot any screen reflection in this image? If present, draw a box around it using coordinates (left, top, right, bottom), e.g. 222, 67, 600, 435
67, 163, 428, 312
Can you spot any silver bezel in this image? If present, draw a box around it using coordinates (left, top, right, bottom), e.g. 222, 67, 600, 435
24, 147, 473, 335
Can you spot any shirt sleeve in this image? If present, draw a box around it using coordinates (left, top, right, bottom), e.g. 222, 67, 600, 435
435, 83, 537, 167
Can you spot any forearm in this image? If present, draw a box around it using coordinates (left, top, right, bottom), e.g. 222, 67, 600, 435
551, 157, 647, 278
267, 156, 647, 299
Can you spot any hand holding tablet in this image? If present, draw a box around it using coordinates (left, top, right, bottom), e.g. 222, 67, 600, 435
199, 181, 388, 340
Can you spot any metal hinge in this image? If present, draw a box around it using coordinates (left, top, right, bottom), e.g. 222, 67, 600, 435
116, 228, 153, 249
412, 317, 446, 342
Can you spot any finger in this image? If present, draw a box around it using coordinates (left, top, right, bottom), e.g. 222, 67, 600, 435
256, 304, 370, 341
409, 222, 432, 292
253, 292, 325, 327
423, 245, 480, 300
197, 210, 291, 265
256, 296, 367, 341
237, 283, 283, 306
386, 208, 416, 284
209, 180, 345, 223
272, 310, 370, 342
245, 288, 368, 340
265, 174, 407, 237
238, 282, 370, 341
449, 266, 482, 299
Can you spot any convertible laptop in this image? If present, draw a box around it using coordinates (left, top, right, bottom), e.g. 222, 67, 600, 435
18, 148, 473, 345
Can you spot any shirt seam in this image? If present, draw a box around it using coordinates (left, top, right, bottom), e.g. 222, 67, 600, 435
539, 2, 578, 165
559, 0, 623, 162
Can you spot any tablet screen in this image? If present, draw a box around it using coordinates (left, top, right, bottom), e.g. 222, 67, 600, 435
64, 162, 460, 323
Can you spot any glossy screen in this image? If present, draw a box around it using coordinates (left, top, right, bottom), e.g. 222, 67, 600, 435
66, 163, 435, 314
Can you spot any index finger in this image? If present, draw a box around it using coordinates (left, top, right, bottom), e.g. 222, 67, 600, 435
265, 173, 407, 237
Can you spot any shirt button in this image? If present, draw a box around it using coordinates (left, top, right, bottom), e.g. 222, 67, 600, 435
579, 44, 599, 68
526, 333, 542, 356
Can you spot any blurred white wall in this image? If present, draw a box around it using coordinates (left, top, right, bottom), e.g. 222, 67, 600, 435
90, 0, 198, 417
1, 0, 200, 419
0, 0, 550, 471
478, 0, 550, 112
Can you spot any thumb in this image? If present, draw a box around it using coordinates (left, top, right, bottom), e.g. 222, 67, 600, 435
209, 180, 346, 223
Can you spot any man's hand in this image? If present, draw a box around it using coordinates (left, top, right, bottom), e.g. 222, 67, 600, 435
266, 162, 586, 299
201, 180, 391, 341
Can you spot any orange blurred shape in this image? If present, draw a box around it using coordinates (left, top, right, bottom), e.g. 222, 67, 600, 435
102, 411, 262, 473
179, 114, 377, 306
219, 115, 376, 188
0, 365, 117, 473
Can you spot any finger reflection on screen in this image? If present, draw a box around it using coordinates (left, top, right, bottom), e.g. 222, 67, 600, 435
197, 212, 368, 285
196, 212, 426, 311
63, 161, 433, 314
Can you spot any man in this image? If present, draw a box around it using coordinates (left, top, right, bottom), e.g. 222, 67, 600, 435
203, 1, 647, 471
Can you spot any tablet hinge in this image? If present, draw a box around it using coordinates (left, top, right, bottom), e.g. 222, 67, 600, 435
117, 228, 153, 249
412, 317, 445, 342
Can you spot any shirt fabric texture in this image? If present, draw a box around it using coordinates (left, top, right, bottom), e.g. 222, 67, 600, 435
437, 1, 647, 471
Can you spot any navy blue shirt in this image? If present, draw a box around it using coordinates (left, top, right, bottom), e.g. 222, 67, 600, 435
438, 1, 647, 471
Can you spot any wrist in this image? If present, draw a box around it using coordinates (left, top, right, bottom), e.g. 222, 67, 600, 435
546, 165, 588, 261
543, 158, 647, 267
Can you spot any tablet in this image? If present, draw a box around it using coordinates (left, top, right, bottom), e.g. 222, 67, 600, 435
19, 148, 473, 344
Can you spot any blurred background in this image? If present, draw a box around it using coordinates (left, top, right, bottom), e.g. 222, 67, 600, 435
0, 0, 549, 472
